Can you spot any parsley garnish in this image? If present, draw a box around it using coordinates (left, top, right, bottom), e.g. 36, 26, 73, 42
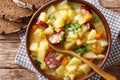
91, 15, 99, 23
74, 45, 88, 55
64, 20, 81, 33
34, 59, 41, 67
48, 13, 54, 20
60, 35, 66, 42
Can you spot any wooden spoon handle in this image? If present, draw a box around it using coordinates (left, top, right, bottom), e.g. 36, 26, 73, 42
68, 51, 117, 80
47, 41, 117, 80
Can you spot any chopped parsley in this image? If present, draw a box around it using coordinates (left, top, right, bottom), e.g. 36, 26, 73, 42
64, 20, 81, 33
74, 45, 88, 55
91, 15, 99, 23
34, 59, 41, 67
48, 13, 54, 20
60, 35, 66, 43
67, 55, 73, 59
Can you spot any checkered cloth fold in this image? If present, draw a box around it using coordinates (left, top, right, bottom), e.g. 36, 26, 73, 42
15, 0, 120, 80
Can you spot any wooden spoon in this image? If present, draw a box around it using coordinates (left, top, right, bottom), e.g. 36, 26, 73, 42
46, 36, 117, 80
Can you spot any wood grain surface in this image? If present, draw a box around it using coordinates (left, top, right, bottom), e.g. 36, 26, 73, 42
0, 0, 120, 80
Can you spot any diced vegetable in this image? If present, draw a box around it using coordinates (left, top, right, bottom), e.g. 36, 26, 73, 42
47, 5, 56, 15
83, 52, 97, 59
99, 39, 108, 47
67, 31, 78, 39
68, 57, 82, 65
33, 28, 44, 39
66, 65, 77, 73
66, 18, 72, 24
91, 15, 99, 23
39, 38, 49, 50
55, 28, 61, 33
78, 64, 91, 74
74, 15, 85, 25
29, 42, 38, 52
97, 54, 105, 60
74, 45, 88, 55
95, 31, 103, 39
38, 12, 48, 22
56, 66, 65, 76
36, 20, 48, 28
84, 13, 92, 22
93, 43, 102, 54
34, 59, 41, 67
31, 52, 37, 58
59, 10, 68, 20
64, 41, 75, 50
38, 48, 47, 62
87, 29, 97, 40
57, 0, 69, 10
40, 62, 47, 70
44, 25, 54, 35
68, 10, 76, 19
87, 39, 97, 44
76, 39, 82, 46
48, 13, 54, 20
60, 35, 66, 43
53, 19, 65, 29
32, 25, 38, 31
61, 57, 69, 66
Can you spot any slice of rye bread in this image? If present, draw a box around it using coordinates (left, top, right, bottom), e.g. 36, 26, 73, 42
13, 0, 45, 10
0, 0, 34, 23
0, 18, 26, 34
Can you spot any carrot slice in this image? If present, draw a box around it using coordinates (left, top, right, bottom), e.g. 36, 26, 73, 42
93, 43, 101, 54
32, 25, 38, 31
61, 57, 68, 66
84, 13, 92, 22
76, 39, 82, 46
66, 18, 72, 23
95, 31, 103, 39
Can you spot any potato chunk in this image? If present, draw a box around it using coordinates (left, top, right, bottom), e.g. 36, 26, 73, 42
38, 12, 48, 22
29, 42, 38, 52
97, 54, 105, 60
39, 39, 49, 50
33, 28, 44, 39
47, 5, 56, 15
37, 48, 47, 62
79, 64, 91, 74
66, 65, 77, 73
87, 29, 97, 40
99, 39, 108, 47
59, 10, 68, 20
64, 41, 75, 50
56, 66, 65, 77
44, 25, 54, 35
74, 15, 85, 25
68, 57, 82, 65
57, 0, 69, 10
68, 10, 76, 19
83, 52, 97, 59
40, 62, 47, 70
53, 19, 64, 29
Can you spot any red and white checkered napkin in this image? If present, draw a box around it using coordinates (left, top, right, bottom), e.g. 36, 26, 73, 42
15, 0, 120, 80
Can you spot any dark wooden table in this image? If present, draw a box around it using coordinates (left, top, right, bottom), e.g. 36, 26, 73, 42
0, 0, 120, 80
